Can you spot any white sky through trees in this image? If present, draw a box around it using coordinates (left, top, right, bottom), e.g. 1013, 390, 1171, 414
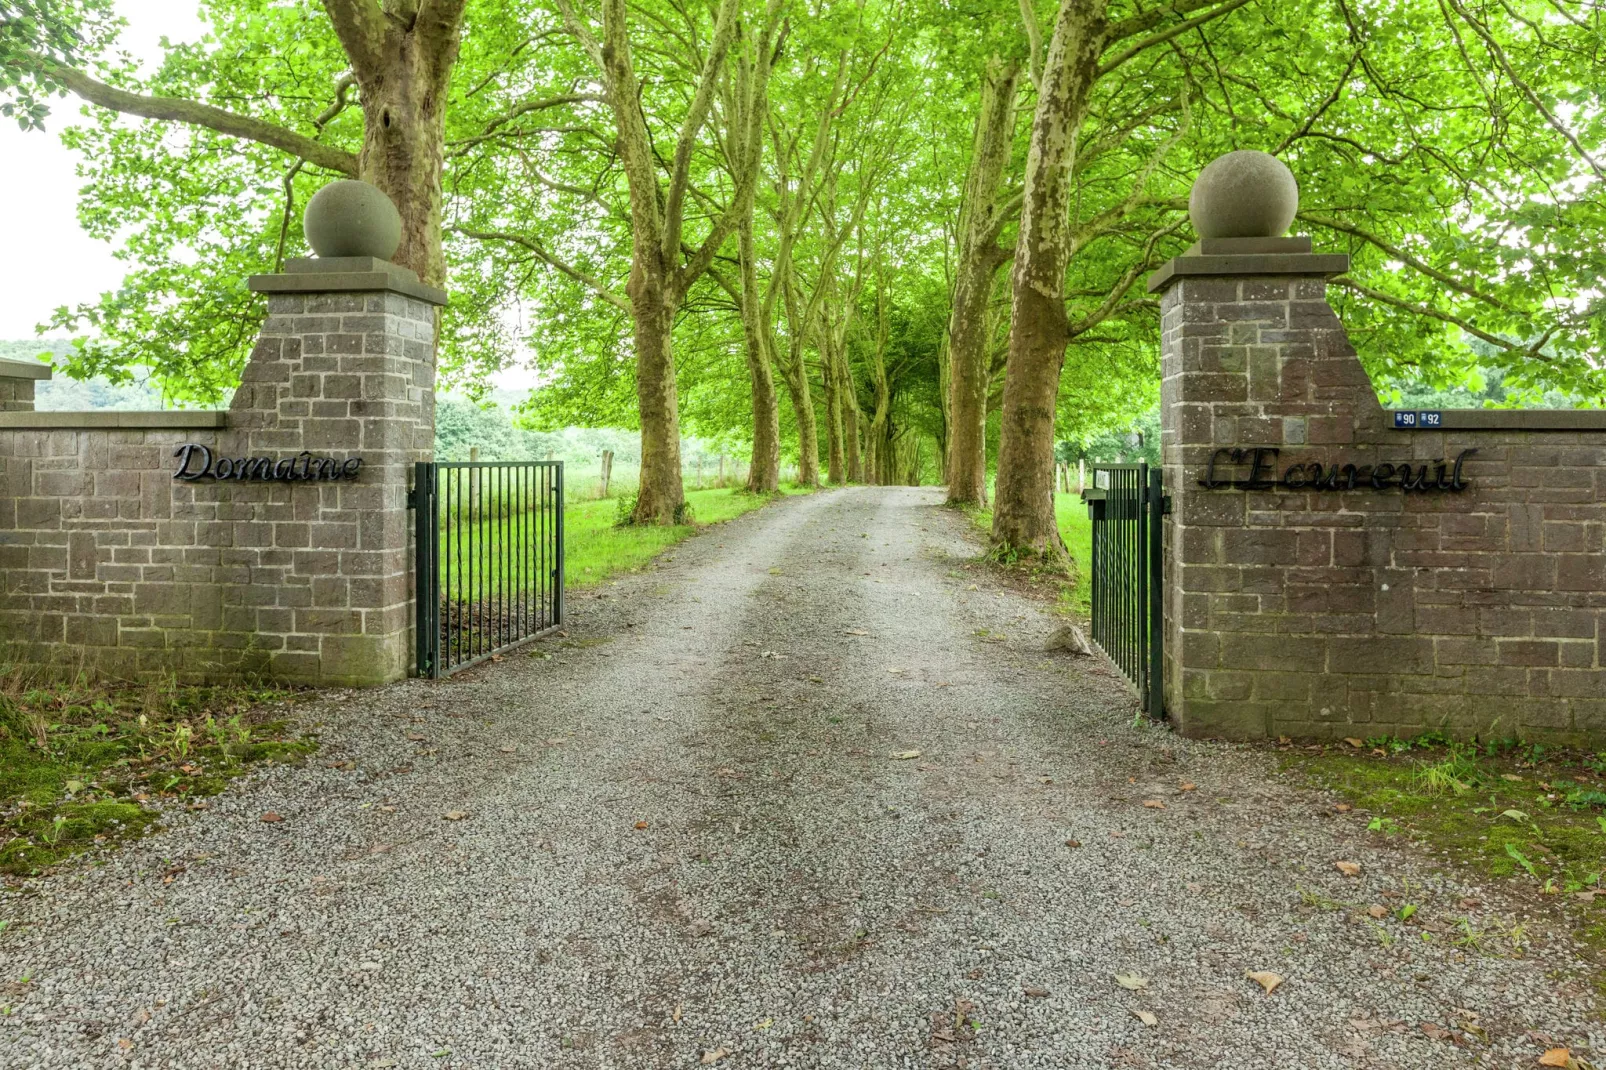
0, 0, 204, 341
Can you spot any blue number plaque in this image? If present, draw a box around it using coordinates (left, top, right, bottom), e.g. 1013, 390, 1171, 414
1418, 410, 1442, 428
1393, 411, 1418, 429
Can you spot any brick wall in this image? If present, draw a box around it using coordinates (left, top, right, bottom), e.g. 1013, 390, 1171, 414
1158, 264, 1605, 744
0, 270, 442, 686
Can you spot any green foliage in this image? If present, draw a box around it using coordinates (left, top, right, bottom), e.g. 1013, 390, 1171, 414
0, 0, 118, 130
6, 0, 1604, 451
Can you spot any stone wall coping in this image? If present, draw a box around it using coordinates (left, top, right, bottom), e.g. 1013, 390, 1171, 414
248, 261, 448, 306
1398, 408, 1606, 431
1146, 252, 1351, 292
0, 358, 53, 381
0, 410, 228, 430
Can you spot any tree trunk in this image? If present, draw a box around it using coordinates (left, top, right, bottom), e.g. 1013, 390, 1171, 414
839, 344, 863, 482
355, 37, 455, 288
780, 281, 821, 487
946, 56, 1022, 508
992, 0, 1110, 557
738, 217, 781, 494
629, 271, 686, 524
781, 350, 821, 487
823, 342, 846, 484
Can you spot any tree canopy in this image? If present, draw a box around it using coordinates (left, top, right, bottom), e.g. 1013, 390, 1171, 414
4, 0, 1601, 539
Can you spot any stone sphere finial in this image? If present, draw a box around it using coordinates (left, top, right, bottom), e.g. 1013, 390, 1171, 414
304, 180, 403, 260
1188, 150, 1299, 240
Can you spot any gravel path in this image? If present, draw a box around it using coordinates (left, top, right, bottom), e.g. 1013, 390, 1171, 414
3, 486, 1601, 1069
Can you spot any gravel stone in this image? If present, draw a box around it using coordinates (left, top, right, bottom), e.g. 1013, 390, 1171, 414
1, 486, 1600, 1068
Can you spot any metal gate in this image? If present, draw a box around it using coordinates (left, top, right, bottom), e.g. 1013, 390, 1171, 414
1083, 463, 1166, 718
413, 460, 564, 678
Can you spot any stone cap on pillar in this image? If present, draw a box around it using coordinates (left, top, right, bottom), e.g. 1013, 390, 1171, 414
1147, 150, 1349, 293
246, 179, 448, 306
0, 357, 53, 382
248, 256, 448, 306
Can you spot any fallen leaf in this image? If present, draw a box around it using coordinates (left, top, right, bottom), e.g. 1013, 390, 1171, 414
1023, 986, 1049, 998
673, 1004, 682, 1023
701, 1047, 731, 1064
1539, 1049, 1572, 1068
1179, 782, 1196, 792
117, 1039, 133, 1051
1142, 799, 1166, 810
260, 812, 284, 824
844, 629, 869, 636
1501, 773, 1525, 782
1344, 737, 1365, 748
634, 820, 650, 830
442, 810, 469, 821
1132, 1009, 1158, 1027
1064, 839, 1082, 848
499, 745, 517, 753
1419, 1022, 1452, 1041
1114, 973, 1149, 991
406, 733, 427, 741
1247, 970, 1283, 995
887, 667, 906, 674
1335, 803, 1352, 812
1367, 905, 1388, 919
892, 750, 922, 760
1335, 860, 1362, 877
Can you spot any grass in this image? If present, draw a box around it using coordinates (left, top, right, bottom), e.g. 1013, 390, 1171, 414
0, 670, 314, 879
964, 491, 1094, 614
566, 484, 814, 590
1286, 732, 1606, 964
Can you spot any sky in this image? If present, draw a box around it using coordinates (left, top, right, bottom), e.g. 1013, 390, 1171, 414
0, 0, 208, 341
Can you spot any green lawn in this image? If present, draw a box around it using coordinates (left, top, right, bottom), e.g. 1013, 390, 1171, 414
564, 485, 812, 590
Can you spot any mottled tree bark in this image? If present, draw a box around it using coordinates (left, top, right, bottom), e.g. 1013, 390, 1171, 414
992, 0, 1111, 557
779, 278, 821, 486
946, 56, 1022, 508
737, 216, 781, 493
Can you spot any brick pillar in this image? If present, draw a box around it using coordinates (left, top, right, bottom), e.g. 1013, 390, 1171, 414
229, 256, 447, 685
1151, 238, 1352, 738
0, 358, 49, 412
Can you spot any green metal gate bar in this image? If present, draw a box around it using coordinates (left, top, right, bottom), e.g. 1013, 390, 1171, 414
1084, 463, 1166, 718
413, 460, 564, 678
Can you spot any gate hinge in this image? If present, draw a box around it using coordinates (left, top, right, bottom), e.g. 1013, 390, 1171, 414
406, 489, 417, 509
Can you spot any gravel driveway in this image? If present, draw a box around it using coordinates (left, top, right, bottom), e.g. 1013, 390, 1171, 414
2, 486, 1601, 1069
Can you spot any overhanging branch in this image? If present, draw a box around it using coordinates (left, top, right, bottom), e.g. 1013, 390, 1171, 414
35, 56, 359, 176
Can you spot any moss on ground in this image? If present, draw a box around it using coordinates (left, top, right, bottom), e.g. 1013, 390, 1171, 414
1283, 733, 1606, 969
0, 672, 315, 879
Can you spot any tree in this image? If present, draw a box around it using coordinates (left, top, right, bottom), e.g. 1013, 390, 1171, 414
488, 0, 785, 523
8, 0, 471, 285
944, 53, 1022, 506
